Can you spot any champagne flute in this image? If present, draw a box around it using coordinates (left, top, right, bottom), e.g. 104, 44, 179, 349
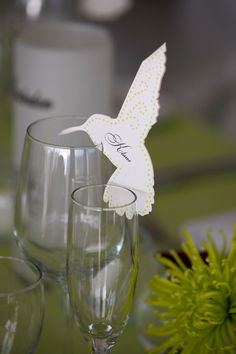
14, 116, 113, 353
0, 256, 44, 354
67, 184, 139, 354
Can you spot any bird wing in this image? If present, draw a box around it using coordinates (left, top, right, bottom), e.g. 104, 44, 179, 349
117, 43, 166, 140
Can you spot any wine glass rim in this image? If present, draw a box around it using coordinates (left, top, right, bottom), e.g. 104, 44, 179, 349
71, 183, 137, 212
26, 115, 102, 150
0, 256, 43, 297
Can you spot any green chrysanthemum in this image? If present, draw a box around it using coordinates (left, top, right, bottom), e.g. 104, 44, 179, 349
148, 227, 236, 354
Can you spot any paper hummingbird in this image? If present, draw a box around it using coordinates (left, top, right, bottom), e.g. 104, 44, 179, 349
61, 43, 166, 216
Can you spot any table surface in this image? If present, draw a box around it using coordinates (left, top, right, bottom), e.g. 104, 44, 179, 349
1, 109, 236, 353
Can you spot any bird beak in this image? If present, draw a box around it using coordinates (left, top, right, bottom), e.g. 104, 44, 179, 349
59, 125, 85, 135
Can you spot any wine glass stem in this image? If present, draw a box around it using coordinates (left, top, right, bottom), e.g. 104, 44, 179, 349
91, 339, 112, 354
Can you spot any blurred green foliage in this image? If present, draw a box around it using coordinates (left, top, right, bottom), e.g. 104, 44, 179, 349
145, 115, 236, 248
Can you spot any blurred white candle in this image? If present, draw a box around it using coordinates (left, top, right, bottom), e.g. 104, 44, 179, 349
12, 21, 113, 167
79, 0, 134, 20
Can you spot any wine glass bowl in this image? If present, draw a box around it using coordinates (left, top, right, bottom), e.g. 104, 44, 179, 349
0, 256, 44, 354
67, 184, 139, 353
14, 116, 111, 278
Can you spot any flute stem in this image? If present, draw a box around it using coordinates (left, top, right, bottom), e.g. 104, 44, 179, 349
91, 338, 113, 354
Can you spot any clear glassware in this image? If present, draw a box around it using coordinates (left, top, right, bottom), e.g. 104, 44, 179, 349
0, 256, 44, 354
67, 184, 139, 354
13, 116, 113, 353
0, 160, 16, 241
14, 116, 112, 278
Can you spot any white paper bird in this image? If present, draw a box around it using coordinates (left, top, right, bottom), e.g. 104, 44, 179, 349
61, 44, 166, 216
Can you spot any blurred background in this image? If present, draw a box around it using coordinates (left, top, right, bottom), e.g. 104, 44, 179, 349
0, 0, 236, 353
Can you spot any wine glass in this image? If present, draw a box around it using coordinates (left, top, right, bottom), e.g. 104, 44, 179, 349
67, 184, 139, 354
0, 256, 44, 354
14, 116, 113, 353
